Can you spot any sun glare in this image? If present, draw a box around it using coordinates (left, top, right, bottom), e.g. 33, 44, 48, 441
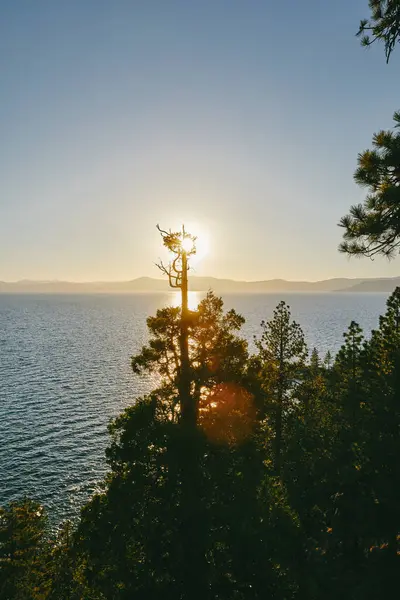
188, 224, 209, 267
161, 221, 210, 272
193, 232, 209, 265
181, 236, 195, 253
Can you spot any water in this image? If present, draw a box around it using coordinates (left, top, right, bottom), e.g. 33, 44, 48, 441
0, 291, 389, 524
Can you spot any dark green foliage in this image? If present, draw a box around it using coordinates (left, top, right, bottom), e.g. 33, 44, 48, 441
358, 0, 400, 61
323, 350, 333, 369
339, 111, 400, 258
309, 347, 320, 373
360, 289, 400, 559
72, 294, 301, 598
75, 394, 183, 599
253, 301, 308, 474
0, 499, 48, 599
4, 289, 400, 597
0, 501, 86, 599
132, 291, 249, 403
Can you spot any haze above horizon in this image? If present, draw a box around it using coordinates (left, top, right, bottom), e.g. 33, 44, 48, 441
1, 1, 400, 282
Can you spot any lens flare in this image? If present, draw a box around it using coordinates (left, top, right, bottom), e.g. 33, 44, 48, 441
199, 383, 255, 445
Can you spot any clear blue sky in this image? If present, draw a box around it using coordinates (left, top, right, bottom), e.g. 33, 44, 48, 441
1, 0, 400, 282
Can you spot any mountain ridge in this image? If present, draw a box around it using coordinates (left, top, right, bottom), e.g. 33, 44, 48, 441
1, 275, 400, 293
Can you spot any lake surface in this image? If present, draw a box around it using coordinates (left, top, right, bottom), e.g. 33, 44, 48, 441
0, 292, 389, 524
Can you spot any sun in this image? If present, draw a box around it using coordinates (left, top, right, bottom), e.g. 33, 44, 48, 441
160, 220, 210, 269
181, 236, 195, 253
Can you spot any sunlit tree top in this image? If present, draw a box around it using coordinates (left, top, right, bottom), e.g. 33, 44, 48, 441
156, 224, 197, 289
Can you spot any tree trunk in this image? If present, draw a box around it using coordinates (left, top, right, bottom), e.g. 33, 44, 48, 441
179, 252, 208, 600
275, 334, 284, 476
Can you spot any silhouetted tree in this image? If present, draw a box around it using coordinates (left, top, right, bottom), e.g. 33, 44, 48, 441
323, 350, 333, 370
155, 225, 207, 600
75, 293, 297, 599
254, 301, 308, 475
339, 110, 400, 258
358, 0, 400, 61
7, 285, 400, 598
309, 347, 320, 373
361, 288, 400, 569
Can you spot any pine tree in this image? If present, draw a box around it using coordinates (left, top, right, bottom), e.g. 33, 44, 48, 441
326, 322, 368, 588
323, 350, 333, 370
362, 287, 400, 572
310, 347, 320, 374
75, 293, 292, 599
339, 110, 400, 258
358, 0, 400, 62
0, 499, 48, 600
254, 301, 308, 475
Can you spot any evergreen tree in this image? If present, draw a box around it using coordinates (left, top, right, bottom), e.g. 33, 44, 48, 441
7, 290, 400, 598
309, 347, 320, 374
339, 110, 400, 258
45, 521, 84, 600
323, 350, 333, 370
361, 288, 400, 574
74, 293, 297, 599
325, 322, 369, 593
0, 499, 49, 600
254, 301, 308, 475
358, 0, 400, 62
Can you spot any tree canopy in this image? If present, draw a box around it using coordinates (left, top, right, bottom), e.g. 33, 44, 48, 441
3, 289, 400, 598
339, 110, 400, 258
358, 0, 400, 62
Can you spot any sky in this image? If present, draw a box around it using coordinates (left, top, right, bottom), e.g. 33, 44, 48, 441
1, 0, 400, 283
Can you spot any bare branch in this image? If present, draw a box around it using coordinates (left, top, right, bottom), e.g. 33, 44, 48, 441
155, 260, 181, 288
156, 224, 172, 238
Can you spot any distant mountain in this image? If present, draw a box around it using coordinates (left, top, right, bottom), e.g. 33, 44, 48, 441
339, 278, 400, 293
187, 277, 366, 293
0, 277, 170, 294
1, 275, 399, 294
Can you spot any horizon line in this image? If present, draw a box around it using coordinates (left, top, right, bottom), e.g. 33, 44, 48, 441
1, 274, 400, 285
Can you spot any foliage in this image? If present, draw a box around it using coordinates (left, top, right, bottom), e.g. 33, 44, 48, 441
4, 289, 400, 597
253, 301, 308, 473
0, 499, 49, 599
358, 0, 400, 62
132, 291, 249, 425
339, 110, 400, 258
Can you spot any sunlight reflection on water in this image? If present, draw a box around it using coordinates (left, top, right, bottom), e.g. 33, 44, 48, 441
169, 290, 203, 311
